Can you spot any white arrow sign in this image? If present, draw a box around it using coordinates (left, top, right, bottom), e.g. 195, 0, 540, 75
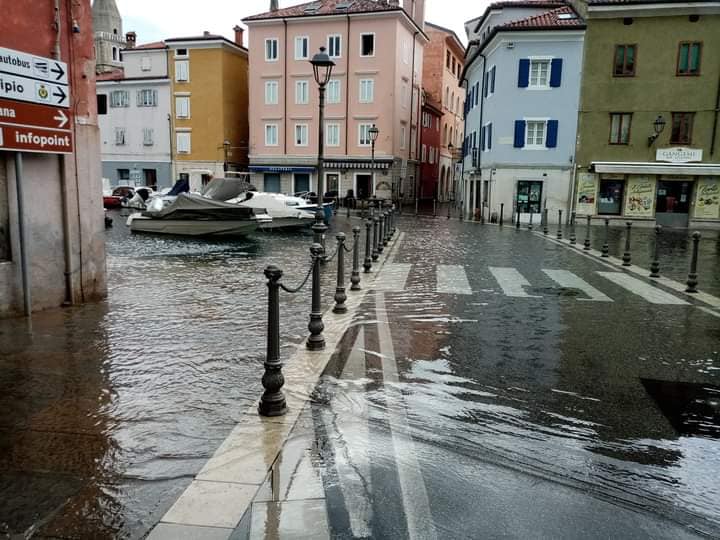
53, 109, 68, 128
0, 46, 69, 85
0, 72, 70, 108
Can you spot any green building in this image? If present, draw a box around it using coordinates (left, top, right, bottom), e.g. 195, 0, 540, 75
572, 0, 720, 228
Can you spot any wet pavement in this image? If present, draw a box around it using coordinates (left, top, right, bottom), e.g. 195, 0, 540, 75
1, 212, 719, 538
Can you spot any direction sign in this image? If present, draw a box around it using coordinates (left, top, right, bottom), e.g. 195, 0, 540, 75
0, 72, 69, 108
0, 98, 72, 130
0, 124, 73, 154
0, 46, 69, 85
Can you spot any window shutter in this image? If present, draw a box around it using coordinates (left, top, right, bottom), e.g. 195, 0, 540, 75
491, 67, 496, 93
483, 72, 488, 98
550, 58, 563, 88
518, 59, 530, 88
488, 124, 492, 150
546, 120, 559, 148
481, 126, 485, 151
136, 91, 142, 106
514, 120, 525, 148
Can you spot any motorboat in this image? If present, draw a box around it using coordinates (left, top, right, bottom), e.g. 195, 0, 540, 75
123, 186, 156, 210
127, 193, 270, 236
229, 191, 316, 229
290, 191, 335, 221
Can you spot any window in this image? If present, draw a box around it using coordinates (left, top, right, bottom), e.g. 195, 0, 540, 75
400, 125, 406, 149
295, 80, 309, 104
175, 48, 188, 58
488, 66, 496, 96
598, 179, 624, 215
671, 112, 694, 144
265, 38, 279, 61
359, 79, 374, 103
359, 123, 373, 146
265, 80, 279, 105
295, 36, 309, 60
609, 113, 632, 144
526, 120, 546, 147
613, 45, 636, 76
677, 42, 701, 75
327, 173, 339, 193
112, 47, 117, 61
360, 33, 375, 57
114, 127, 126, 145
529, 60, 550, 87
328, 35, 341, 58
445, 87, 449, 107
265, 124, 278, 146
326, 123, 340, 146
175, 96, 190, 118
401, 84, 408, 107
118, 169, 130, 181
110, 90, 129, 108
141, 56, 151, 71
294, 123, 308, 146
176, 132, 191, 153
421, 144, 427, 162
327, 79, 341, 104
97, 94, 107, 115
446, 51, 451, 69
175, 60, 189, 82
143, 128, 154, 146
137, 89, 157, 107
516, 181, 543, 214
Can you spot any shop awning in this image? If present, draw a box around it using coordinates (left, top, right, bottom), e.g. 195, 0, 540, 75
325, 160, 392, 170
592, 162, 720, 176
248, 166, 315, 173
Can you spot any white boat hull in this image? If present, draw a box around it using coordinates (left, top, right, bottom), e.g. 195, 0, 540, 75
129, 216, 258, 237
257, 216, 314, 230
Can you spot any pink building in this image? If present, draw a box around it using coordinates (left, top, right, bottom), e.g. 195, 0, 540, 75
243, 0, 427, 201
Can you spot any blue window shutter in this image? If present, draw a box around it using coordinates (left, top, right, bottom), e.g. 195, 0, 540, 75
518, 59, 530, 88
550, 58, 563, 87
491, 67, 496, 93
480, 126, 485, 151
475, 82, 479, 105
514, 120, 525, 148
546, 120, 559, 148
488, 123, 492, 150
482, 72, 487, 98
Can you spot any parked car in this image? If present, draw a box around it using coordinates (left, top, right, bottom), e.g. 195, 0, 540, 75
103, 186, 135, 209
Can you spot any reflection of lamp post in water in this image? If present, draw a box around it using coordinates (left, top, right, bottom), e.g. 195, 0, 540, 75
310, 47, 335, 217
369, 125, 379, 200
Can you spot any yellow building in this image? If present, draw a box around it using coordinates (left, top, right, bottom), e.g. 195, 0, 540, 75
167, 28, 249, 189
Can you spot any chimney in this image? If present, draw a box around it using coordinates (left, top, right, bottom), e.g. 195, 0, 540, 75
125, 31, 136, 48
270, 0, 279, 11
233, 25, 245, 47
203, 30, 211, 37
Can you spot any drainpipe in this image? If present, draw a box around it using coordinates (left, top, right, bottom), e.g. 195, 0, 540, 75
711, 69, 720, 157
55, 0, 74, 306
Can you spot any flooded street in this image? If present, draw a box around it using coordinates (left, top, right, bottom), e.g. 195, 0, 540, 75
1, 214, 719, 538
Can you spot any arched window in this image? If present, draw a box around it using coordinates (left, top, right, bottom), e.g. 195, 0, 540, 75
445, 87, 449, 107
449, 127, 454, 147
443, 124, 448, 145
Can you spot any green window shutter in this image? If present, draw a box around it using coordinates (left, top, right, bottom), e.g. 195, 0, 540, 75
690, 43, 701, 73
679, 43, 689, 73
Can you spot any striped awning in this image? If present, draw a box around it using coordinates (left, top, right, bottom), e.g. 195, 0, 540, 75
325, 160, 392, 170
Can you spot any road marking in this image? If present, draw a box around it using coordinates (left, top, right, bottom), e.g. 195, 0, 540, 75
488, 267, 541, 298
542, 269, 613, 302
436, 264, 472, 295
376, 263, 411, 292
597, 272, 689, 305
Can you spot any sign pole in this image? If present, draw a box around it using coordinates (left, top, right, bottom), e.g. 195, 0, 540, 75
14, 152, 31, 316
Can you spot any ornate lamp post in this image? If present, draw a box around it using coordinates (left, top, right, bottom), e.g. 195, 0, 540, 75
647, 115, 666, 147
369, 124, 379, 201
310, 47, 335, 219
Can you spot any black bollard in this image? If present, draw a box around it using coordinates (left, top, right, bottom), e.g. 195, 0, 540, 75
363, 219, 373, 273
543, 208, 549, 235
516, 204, 521, 230
312, 211, 328, 265
686, 231, 701, 293
500, 203, 504, 226
306, 243, 326, 351
528, 210, 533, 231
433, 199, 437, 218
415, 197, 419, 217
372, 217, 380, 261
382, 211, 389, 246
584, 215, 592, 250
650, 225, 662, 278
569, 213, 577, 244
259, 265, 287, 416
384, 211, 391, 244
557, 209, 563, 239
447, 199, 452, 219
333, 233, 348, 314
346, 201, 351, 218
622, 222, 632, 266
601, 218, 610, 257
378, 213, 385, 253
351, 226, 361, 290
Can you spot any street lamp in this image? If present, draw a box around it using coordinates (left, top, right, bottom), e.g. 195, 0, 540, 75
369, 125, 379, 200
310, 46, 335, 216
647, 115, 666, 147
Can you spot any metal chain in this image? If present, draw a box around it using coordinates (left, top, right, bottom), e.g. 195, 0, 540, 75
343, 242, 353, 253
324, 246, 340, 263
280, 256, 317, 294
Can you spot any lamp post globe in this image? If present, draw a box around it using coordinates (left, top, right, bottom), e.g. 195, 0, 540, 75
310, 47, 336, 220
653, 115, 666, 135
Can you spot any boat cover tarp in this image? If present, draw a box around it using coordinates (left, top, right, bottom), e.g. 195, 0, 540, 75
167, 178, 190, 196
201, 178, 255, 201
142, 193, 256, 221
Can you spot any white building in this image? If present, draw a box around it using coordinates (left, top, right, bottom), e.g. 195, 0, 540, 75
97, 42, 173, 188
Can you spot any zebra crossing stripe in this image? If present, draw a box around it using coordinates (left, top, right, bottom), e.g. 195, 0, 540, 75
542, 269, 613, 302
597, 272, 689, 305
376, 263, 412, 292
488, 267, 541, 298
436, 265, 472, 295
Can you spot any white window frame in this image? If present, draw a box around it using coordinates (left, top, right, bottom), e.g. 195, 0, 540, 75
143, 127, 154, 146
141, 56, 152, 71
524, 117, 549, 149
138, 89, 157, 107
110, 90, 129, 108
114, 127, 126, 145
360, 33, 375, 57
327, 34, 342, 58
174, 48, 189, 59
175, 96, 190, 119
358, 123, 373, 147
265, 80, 279, 105
359, 79, 374, 104
483, 122, 492, 152
265, 123, 279, 146
327, 79, 341, 104
294, 123, 309, 147
295, 80, 309, 105
176, 132, 191, 154
326, 122, 340, 147
265, 38, 279, 62
294, 36, 309, 60
175, 60, 189, 82
529, 57, 552, 89
400, 125, 406, 150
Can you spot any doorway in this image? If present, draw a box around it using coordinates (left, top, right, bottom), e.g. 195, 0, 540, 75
516, 180, 543, 214
656, 180, 694, 228
264, 173, 281, 193
356, 174, 372, 199
143, 169, 157, 189
294, 173, 310, 195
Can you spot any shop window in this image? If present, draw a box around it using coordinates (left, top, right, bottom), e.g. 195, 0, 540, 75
670, 112, 694, 144
613, 44, 636, 77
598, 179, 625, 215
516, 181, 543, 214
677, 42, 701, 76
327, 173, 339, 194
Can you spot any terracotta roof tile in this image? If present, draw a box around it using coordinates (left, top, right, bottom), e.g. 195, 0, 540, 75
243, 0, 400, 22
128, 41, 166, 50
96, 68, 124, 81
499, 5, 584, 29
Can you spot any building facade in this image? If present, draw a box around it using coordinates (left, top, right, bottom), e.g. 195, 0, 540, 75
572, 0, 720, 228
422, 22, 465, 201
243, 0, 427, 201
420, 97, 443, 197
97, 42, 173, 188
166, 31, 250, 191
92, 0, 127, 73
462, 2, 584, 223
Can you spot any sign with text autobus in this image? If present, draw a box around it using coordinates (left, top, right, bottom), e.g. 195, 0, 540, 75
0, 46, 70, 108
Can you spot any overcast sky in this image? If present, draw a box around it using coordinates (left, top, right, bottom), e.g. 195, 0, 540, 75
116, 0, 492, 47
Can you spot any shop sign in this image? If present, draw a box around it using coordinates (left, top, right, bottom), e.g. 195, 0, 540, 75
625, 176, 656, 217
576, 172, 597, 215
694, 178, 720, 219
656, 147, 703, 163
